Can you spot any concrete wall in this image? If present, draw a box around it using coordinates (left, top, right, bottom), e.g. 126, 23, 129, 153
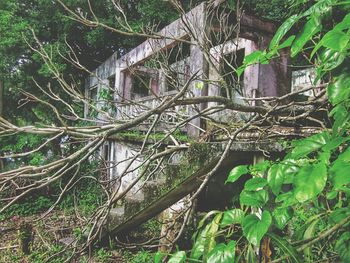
110, 142, 143, 195
84, 3, 294, 191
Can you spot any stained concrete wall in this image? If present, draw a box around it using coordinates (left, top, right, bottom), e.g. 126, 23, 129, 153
110, 142, 143, 195
84, 3, 294, 193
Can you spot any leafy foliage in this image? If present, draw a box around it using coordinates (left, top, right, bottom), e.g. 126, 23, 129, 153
170, 0, 350, 261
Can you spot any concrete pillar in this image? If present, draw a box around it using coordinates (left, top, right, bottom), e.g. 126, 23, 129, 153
188, 3, 209, 138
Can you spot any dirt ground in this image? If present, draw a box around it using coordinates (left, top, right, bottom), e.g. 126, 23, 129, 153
0, 212, 125, 263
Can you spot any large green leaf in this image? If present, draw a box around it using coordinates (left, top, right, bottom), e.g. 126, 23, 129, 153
244, 177, 267, 191
240, 189, 269, 207
328, 74, 350, 105
273, 207, 294, 230
267, 162, 299, 195
322, 136, 348, 153
268, 233, 302, 263
334, 13, 350, 31
330, 104, 350, 132
168, 251, 186, 263
221, 209, 244, 227
317, 49, 346, 75
330, 151, 350, 189
275, 191, 296, 205
288, 132, 330, 159
242, 211, 272, 246
321, 30, 350, 51
269, 15, 300, 50
294, 163, 327, 202
207, 241, 236, 263
226, 165, 248, 184
291, 16, 321, 57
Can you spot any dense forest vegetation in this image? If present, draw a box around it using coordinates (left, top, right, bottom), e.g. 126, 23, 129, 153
1, 0, 349, 262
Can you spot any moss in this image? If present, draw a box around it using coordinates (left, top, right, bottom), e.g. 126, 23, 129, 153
122, 143, 220, 222
109, 130, 190, 144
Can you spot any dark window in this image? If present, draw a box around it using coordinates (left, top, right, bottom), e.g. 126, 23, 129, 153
89, 86, 98, 101
108, 75, 116, 90
132, 74, 151, 98
221, 49, 245, 98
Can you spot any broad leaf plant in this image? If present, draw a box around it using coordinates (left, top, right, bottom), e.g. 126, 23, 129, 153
167, 0, 350, 262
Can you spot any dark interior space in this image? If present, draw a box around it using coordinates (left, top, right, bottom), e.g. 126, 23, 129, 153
196, 151, 254, 212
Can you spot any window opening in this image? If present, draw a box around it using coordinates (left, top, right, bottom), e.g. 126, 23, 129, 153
220, 48, 245, 99
108, 74, 115, 90
131, 73, 151, 99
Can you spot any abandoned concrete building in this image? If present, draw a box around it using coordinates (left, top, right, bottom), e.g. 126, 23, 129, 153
84, 2, 318, 244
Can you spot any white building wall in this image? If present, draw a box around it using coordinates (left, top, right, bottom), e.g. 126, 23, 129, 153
111, 142, 143, 195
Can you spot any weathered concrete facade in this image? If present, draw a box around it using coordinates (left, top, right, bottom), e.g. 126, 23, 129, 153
84, 2, 316, 240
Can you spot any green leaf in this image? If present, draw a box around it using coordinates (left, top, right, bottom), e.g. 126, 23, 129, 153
269, 15, 300, 50
278, 35, 296, 49
316, 49, 346, 74
268, 233, 302, 263
339, 147, 350, 162
327, 74, 350, 105
334, 12, 350, 31
288, 132, 330, 159
244, 177, 267, 191
303, 218, 320, 261
226, 165, 248, 184
246, 244, 258, 263
273, 207, 294, 230
326, 190, 338, 200
191, 213, 222, 260
242, 211, 272, 246
207, 241, 236, 263
240, 189, 269, 207
221, 209, 244, 227
321, 30, 350, 51
169, 251, 186, 263
322, 135, 349, 153
243, 50, 265, 65
250, 160, 271, 175
267, 164, 285, 195
195, 82, 204, 90
291, 16, 321, 57
267, 162, 299, 195
335, 232, 350, 262
154, 251, 165, 263
301, 0, 334, 18
275, 191, 294, 203
330, 160, 350, 189
197, 211, 221, 230
236, 66, 245, 78
330, 104, 350, 132
294, 163, 327, 202
329, 208, 350, 224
